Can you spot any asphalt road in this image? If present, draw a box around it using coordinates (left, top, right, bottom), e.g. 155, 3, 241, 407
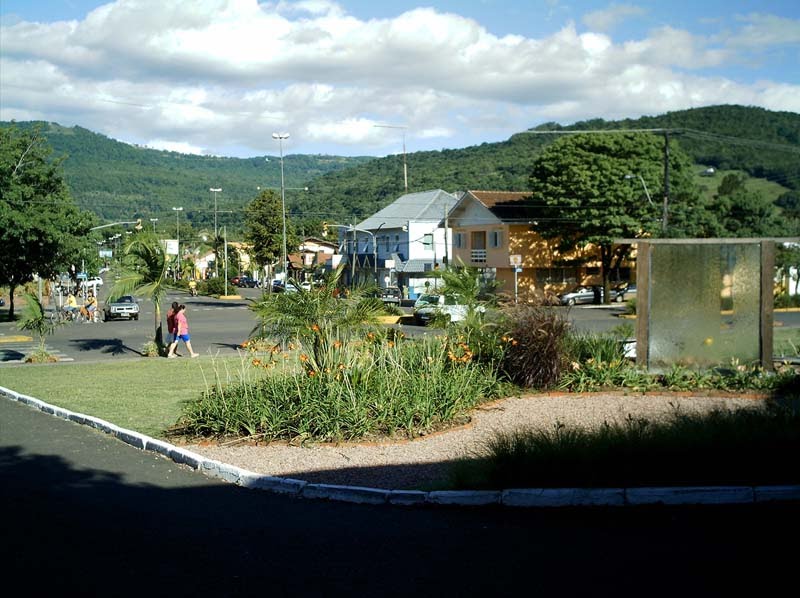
1, 396, 797, 597
1, 284, 797, 364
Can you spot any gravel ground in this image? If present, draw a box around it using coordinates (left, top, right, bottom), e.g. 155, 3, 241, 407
186, 392, 765, 490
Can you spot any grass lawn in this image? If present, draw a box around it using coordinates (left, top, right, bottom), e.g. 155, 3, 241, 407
775, 327, 800, 357
0, 356, 255, 438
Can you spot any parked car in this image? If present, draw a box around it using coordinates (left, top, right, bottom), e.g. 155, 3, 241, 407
271, 280, 300, 293
102, 295, 140, 321
380, 286, 402, 305
236, 276, 259, 288
80, 276, 104, 290
558, 285, 624, 306
230, 275, 242, 286
413, 294, 483, 325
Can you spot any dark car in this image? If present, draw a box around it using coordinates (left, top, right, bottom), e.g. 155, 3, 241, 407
380, 286, 402, 305
236, 276, 259, 288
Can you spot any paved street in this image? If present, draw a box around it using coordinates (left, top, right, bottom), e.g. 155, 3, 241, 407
1, 284, 798, 364
1, 396, 797, 596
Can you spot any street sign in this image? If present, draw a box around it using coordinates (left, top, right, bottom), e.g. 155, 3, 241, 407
77, 272, 88, 280
510, 254, 522, 266
514, 267, 523, 273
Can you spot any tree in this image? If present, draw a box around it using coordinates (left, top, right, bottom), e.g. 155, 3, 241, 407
0, 126, 96, 318
243, 189, 299, 276
528, 133, 701, 302
17, 291, 65, 361
711, 174, 789, 237
249, 265, 384, 372
109, 233, 170, 351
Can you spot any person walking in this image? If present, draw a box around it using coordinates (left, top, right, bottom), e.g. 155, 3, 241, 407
165, 301, 181, 357
167, 304, 199, 358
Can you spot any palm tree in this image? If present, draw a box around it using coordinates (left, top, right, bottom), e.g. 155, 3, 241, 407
17, 291, 64, 358
109, 233, 170, 351
250, 265, 384, 371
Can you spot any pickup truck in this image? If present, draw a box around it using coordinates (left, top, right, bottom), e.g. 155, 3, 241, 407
102, 295, 140, 321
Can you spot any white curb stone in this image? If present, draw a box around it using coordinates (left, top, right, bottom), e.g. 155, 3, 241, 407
239, 474, 308, 495
114, 429, 147, 450
626, 486, 754, 505
144, 438, 176, 458
503, 488, 625, 507
388, 490, 428, 506
168, 448, 205, 469
302, 483, 389, 505
754, 485, 800, 503
427, 491, 501, 506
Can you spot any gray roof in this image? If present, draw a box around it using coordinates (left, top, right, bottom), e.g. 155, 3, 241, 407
396, 259, 432, 273
357, 189, 459, 231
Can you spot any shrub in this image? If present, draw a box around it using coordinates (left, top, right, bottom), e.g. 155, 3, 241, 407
449, 400, 800, 489
201, 277, 227, 296
176, 332, 501, 441
499, 303, 570, 388
774, 293, 800, 309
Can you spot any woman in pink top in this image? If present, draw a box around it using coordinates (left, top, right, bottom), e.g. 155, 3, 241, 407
167, 304, 199, 358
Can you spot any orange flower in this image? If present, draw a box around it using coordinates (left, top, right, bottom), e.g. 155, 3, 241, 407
333, 340, 342, 349
308, 370, 317, 377
387, 341, 395, 348
252, 358, 262, 366
299, 354, 309, 362
310, 324, 320, 332
338, 363, 346, 370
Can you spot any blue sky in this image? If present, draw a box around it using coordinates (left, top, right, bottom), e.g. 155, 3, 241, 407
1, 0, 798, 157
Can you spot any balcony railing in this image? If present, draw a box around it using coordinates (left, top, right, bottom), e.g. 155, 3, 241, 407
471, 249, 487, 263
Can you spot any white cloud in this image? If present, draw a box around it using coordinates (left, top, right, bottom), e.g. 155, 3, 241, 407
582, 3, 645, 33
0, 0, 797, 157
145, 139, 208, 154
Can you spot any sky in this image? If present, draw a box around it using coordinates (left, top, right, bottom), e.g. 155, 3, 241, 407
1, 0, 798, 158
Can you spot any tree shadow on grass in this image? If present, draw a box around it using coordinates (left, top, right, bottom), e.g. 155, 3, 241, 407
69, 337, 142, 356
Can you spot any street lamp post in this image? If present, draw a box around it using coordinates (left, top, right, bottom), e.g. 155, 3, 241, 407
624, 173, 666, 232
272, 132, 289, 281
374, 124, 408, 193
210, 188, 222, 277
172, 207, 183, 281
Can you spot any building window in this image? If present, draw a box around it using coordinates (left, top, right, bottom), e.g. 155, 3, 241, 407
489, 230, 502, 248
453, 232, 464, 248
536, 267, 578, 284
394, 235, 400, 251
383, 236, 390, 252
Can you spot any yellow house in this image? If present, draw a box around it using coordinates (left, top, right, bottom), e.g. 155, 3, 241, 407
448, 191, 632, 301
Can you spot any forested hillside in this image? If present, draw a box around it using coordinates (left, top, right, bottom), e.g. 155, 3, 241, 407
0, 121, 373, 229
3, 105, 798, 236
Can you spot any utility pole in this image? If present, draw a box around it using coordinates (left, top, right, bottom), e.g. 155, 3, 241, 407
374, 124, 408, 193
210, 188, 222, 277
662, 131, 670, 234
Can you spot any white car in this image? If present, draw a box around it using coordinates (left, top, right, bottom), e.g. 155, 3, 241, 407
80, 277, 104, 289
412, 293, 484, 325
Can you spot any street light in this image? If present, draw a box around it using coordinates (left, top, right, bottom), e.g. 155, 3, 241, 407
172, 207, 183, 281
374, 124, 408, 193
272, 132, 289, 280
625, 173, 667, 233
209, 188, 222, 278
149, 218, 158, 233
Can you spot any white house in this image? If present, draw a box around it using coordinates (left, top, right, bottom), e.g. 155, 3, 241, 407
346, 189, 459, 298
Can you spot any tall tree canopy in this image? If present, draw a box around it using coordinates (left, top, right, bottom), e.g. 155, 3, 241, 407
0, 126, 96, 317
528, 132, 706, 301
243, 189, 299, 276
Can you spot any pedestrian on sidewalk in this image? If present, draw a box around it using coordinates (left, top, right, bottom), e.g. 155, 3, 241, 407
167, 304, 199, 358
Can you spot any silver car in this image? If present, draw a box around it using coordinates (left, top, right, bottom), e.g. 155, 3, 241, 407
103, 295, 140, 321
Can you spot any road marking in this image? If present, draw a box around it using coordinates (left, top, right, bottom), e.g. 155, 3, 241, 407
0, 335, 33, 343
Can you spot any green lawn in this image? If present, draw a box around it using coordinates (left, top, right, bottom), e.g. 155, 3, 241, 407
0, 356, 253, 438
775, 327, 800, 358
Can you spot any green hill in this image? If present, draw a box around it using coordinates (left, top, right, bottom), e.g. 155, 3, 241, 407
3, 105, 798, 234
0, 121, 374, 230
